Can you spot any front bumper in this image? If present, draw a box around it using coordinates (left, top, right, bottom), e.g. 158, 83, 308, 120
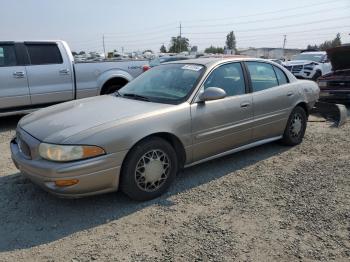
293, 71, 314, 79
10, 137, 128, 198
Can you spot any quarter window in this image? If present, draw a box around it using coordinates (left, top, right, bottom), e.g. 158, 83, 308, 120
273, 66, 289, 85
246, 62, 278, 92
204, 63, 246, 96
0, 45, 17, 67
26, 44, 63, 65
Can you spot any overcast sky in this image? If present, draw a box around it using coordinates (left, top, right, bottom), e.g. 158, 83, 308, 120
1, 0, 349, 53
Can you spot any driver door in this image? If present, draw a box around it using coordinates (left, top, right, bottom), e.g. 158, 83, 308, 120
190, 62, 254, 162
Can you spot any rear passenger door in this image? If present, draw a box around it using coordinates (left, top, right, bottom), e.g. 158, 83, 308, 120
24, 43, 74, 105
245, 61, 294, 141
0, 43, 31, 110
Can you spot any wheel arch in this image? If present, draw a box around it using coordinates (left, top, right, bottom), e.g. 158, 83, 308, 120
120, 132, 187, 175
97, 70, 133, 94
100, 77, 129, 94
295, 101, 310, 116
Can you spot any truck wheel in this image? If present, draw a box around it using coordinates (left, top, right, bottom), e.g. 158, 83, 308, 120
281, 106, 307, 146
120, 137, 178, 201
312, 70, 322, 81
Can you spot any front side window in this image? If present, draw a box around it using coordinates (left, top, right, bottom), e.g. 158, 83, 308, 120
204, 62, 246, 96
246, 62, 278, 92
0, 45, 17, 67
26, 44, 63, 65
119, 63, 205, 104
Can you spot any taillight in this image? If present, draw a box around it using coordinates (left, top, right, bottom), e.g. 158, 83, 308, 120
143, 65, 151, 72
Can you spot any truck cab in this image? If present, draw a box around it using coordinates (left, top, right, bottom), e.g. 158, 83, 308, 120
0, 41, 74, 113
0, 40, 148, 117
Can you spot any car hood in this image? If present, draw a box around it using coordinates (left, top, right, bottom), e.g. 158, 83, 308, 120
19, 95, 173, 144
284, 60, 318, 66
327, 45, 350, 71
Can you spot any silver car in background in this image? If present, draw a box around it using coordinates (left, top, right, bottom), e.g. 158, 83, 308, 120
11, 58, 319, 201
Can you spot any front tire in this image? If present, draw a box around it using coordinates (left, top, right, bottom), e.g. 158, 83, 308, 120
281, 106, 307, 146
312, 70, 322, 81
120, 137, 178, 201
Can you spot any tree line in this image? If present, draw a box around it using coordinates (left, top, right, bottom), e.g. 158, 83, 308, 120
161, 32, 343, 54
160, 31, 237, 54
306, 33, 341, 51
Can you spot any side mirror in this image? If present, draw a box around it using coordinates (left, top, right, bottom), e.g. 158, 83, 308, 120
198, 87, 226, 102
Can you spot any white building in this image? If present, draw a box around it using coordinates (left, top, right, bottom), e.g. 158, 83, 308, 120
239, 47, 301, 60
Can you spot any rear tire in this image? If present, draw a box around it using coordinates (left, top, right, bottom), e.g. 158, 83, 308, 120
281, 106, 307, 146
101, 84, 123, 95
120, 137, 178, 201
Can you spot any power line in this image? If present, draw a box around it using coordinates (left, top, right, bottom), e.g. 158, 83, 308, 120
183, 16, 350, 35
183, 5, 350, 28
182, 0, 348, 23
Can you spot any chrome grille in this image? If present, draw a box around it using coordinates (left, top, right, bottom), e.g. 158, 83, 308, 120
292, 65, 303, 74
284, 65, 304, 74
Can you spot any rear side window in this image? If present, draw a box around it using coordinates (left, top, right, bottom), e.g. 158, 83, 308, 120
26, 44, 63, 65
0, 45, 17, 67
246, 62, 278, 92
273, 66, 289, 85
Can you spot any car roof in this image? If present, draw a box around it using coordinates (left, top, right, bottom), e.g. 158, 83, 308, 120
166, 57, 274, 67
300, 51, 326, 55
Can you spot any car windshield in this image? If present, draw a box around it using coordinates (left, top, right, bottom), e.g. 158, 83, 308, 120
292, 53, 324, 62
119, 63, 205, 104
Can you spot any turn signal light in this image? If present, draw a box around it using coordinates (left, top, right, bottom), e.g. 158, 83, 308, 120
54, 179, 79, 187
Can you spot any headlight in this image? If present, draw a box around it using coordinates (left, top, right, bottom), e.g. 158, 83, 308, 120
304, 63, 315, 70
39, 143, 105, 162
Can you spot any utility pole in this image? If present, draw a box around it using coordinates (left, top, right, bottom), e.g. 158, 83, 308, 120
282, 35, 287, 58
179, 22, 182, 53
102, 34, 106, 59
283, 35, 287, 58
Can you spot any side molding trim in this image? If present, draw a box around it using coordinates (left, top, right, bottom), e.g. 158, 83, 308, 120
185, 136, 283, 168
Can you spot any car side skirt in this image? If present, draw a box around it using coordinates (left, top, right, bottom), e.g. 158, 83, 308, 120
185, 136, 282, 168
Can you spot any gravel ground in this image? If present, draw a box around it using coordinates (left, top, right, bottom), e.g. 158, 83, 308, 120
0, 112, 349, 262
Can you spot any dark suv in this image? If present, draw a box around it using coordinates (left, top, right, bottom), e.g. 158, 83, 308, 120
318, 45, 350, 103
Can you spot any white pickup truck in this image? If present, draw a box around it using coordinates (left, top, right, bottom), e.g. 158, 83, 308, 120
0, 40, 149, 116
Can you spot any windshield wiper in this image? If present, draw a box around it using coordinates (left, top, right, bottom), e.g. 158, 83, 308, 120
121, 93, 150, 102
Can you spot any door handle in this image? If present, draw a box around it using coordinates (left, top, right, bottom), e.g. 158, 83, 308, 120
240, 102, 250, 108
287, 92, 294, 97
13, 71, 25, 78
59, 69, 70, 75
